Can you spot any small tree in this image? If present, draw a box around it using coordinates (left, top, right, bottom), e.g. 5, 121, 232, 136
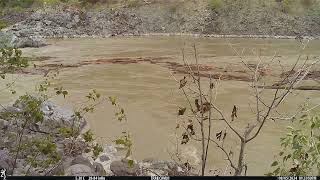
171, 41, 319, 176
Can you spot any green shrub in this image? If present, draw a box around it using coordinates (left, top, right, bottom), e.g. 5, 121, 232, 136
268, 114, 320, 176
0, 20, 7, 30
127, 0, 139, 8
209, 0, 222, 10
42, 0, 61, 5
282, 0, 293, 13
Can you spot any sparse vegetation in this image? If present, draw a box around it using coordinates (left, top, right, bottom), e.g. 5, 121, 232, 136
281, 0, 293, 13
126, 0, 139, 8
209, 0, 222, 10
268, 114, 320, 176
0, 20, 7, 30
0, 46, 138, 175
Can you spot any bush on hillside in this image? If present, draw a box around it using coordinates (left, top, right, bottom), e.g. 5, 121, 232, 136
0, 20, 7, 30
268, 114, 320, 176
281, 0, 293, 13
209, 0, 222, 11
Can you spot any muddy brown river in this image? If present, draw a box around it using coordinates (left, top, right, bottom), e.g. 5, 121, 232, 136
1, 36, 320, 175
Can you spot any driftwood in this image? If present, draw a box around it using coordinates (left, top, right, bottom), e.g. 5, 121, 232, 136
257, 85, 320, 91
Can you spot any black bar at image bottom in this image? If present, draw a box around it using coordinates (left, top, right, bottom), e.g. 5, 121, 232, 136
2, 176, 319, 180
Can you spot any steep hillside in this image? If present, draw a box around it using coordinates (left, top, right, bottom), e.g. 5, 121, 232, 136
0, 0, 320, 37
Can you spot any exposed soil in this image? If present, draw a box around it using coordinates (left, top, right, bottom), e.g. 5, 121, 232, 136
281, 69, 320, 81
34, 57, 255, 82
25, 56, 314, 85
1, 1, 320, 39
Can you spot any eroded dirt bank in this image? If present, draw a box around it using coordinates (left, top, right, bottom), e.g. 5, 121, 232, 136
2, 0, 320, 40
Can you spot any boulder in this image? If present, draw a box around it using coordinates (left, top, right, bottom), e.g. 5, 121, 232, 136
41, 101, 87, 130
93, 162, 106, 176
0, 31, 13, 48
65, 164, 95, 176
110, 159, 139, 176
99, 155, 110, 162
48, 157, 73, 176
71, 155, 94, 169
0, 119, 9, 130
140, 159, 186, 176
0, 149, 12, 171
10, 35, 46, 48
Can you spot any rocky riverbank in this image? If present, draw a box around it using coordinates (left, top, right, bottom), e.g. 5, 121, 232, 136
0, 0, 320, 48
0, 96, 188, 176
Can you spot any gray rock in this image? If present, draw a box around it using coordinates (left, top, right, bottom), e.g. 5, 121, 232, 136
99, 155, 110, 162
0, 32, 13, 48
93, 162, 106, 176
150, 161, 168, 170
4, 106, 22, 114
0, 119, 9, 130
41, 100, 87, 130
140, 159, 186, 176
0, 159, 10, 171
142, 157, 157, 163
71, 155, 93, 169
110, 159, 139, 176
0, 149, 11, 171
104, 145, 117, 154
49, 157, 73, 176
65, 164, 95, 176
10, 35, 47, 48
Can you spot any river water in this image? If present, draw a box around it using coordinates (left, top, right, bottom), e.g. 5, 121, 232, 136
1, 36, 320, 175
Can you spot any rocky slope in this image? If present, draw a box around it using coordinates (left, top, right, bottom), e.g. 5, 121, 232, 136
0, 0, 320, 43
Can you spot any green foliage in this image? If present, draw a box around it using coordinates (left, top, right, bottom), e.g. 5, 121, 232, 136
86, 89, 101, 101
0, 47, 28, 94
42, 0, 61, 5
268, 114, 320, 176
54, 86, 68, 98
128, 159, 134, 168
82, 130, 94, 142
0, 0, 38, 8
108, 97, 133, 167
0, 20, 7, 30
22, 137, 61, 173
77, 0, 107, 7
14, 94, 44, 123
0, 48, 107, 175
92, 143, 103, 160
0, 48, 29, 78
282, 0, 294, 13
58, 126, 80, 138
209, 0, 222, 10
109, 96, 116, 105
108, 96, 127, 122
0, 0, 70, 9
115, 132, 133, 158
127, 0, 139, 8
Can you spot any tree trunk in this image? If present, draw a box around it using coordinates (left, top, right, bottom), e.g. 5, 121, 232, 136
234, 139, 246, 176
